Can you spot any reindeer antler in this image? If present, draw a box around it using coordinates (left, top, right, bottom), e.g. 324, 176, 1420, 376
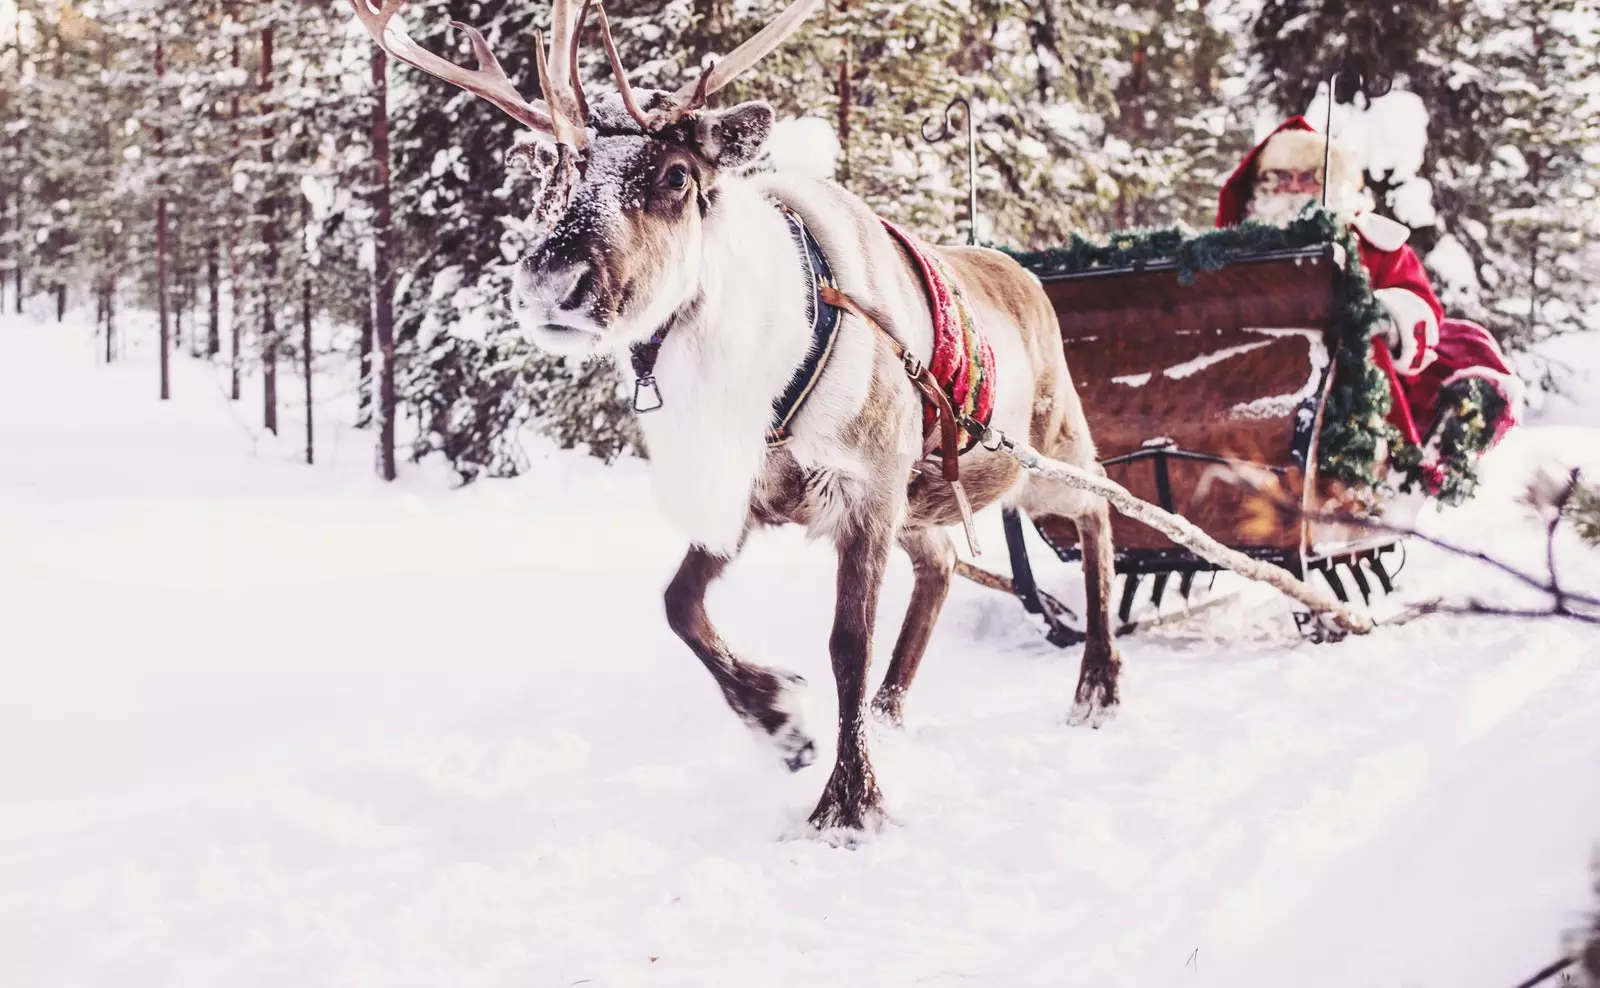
350, 0, 824, 146
591, 1, 652, 131
532, 0, 589, 146
348, 0, 593, 147
652, 0, 826, 126
348, 0, 552, 134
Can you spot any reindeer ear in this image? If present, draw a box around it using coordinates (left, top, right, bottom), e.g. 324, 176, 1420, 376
692, 101, 774, 169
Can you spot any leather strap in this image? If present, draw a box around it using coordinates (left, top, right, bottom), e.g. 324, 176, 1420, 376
818, 285, 962, 481
816, 283, 982, 555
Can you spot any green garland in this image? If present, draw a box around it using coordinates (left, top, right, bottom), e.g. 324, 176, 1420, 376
1389, 376, 1508, 505
1003, 209, 1344, 286
996, 206, 1500, 501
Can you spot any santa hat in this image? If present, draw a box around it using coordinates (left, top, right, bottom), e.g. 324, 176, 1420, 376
1216, 116, 1366, 227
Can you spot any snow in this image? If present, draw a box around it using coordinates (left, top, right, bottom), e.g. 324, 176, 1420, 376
1161, 338, 1274, 379
1427, 233, 1480, 292
1301, 87, 1438, 224
764, 117, 840, 180
2, 312, 1599, 987
1518, 328, 1600, 427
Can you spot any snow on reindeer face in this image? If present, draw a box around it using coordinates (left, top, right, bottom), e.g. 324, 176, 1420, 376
509, 93, 774, 358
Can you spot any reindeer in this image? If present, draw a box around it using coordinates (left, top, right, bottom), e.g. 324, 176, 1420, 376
351, 0, 1124, 836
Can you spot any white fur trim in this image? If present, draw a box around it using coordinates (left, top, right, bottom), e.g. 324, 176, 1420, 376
1373, 287, 1439, 376
1350, 212, 1412, 252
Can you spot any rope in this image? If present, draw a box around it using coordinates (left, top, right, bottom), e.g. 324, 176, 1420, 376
971, 422, 1374, 635
1508, 957, 1575, 988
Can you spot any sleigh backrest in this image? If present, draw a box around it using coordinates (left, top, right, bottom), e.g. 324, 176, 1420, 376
1034, 245, 1340, 567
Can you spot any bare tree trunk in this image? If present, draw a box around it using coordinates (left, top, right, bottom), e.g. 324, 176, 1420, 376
10, 187, 19, 313
0, 179, 8, 316
156, 39, 170, 400
206, 238, 219, 356
227, 31, 242, 400
9, 13, 20, 313
356, 308, 373, 428
228, 234, 241, 400
97, 40, 111, 359
105, 284, 116, 362
370, 48, 397, 481
173, 211, 185, 354
262, 302, 276, 430
301, 202, 314, 465
260, 27, 277, 434
55, 284, 65, 321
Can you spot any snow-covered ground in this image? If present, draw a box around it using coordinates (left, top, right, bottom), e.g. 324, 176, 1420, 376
3, 313, 1598, 988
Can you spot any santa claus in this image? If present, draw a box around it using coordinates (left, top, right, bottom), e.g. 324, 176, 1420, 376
1217, 116, 1521, 459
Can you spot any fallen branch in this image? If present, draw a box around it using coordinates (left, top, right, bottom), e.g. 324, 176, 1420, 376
994, 437, 1374, 634
1224, 464, 1600, 627
952, 559, 1076, 618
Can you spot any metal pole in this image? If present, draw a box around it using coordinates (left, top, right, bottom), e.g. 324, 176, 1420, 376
922, 96, 978, 245
964, 100, 977, 245
1322, 70, 1338, 211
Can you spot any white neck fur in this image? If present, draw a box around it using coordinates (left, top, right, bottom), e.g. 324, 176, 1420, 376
622, 179, 813, 557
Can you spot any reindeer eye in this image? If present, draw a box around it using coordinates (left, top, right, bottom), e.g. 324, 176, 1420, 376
665, 164, 690, 191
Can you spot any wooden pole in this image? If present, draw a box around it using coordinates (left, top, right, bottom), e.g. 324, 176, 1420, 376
1001, 439, 1374, 634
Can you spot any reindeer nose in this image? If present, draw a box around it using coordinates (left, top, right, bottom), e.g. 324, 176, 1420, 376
513, 259, 593, 314
553, 263, 595, 311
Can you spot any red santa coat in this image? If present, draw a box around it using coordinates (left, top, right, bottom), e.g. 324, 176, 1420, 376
1217, 116, 1520, 450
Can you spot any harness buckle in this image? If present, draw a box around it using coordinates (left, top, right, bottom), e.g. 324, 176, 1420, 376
902, 351, 924, 379
633, 375, 664, 413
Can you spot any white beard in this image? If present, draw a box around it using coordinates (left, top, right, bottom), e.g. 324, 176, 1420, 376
1245, 191, 1315, 224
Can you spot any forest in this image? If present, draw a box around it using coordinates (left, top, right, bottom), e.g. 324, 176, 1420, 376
0, 0, 1595, 479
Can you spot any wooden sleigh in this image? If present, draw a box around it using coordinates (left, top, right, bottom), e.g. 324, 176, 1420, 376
999, 244, 1404, 642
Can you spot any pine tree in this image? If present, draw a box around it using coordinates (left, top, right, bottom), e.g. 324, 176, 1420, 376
1452, 0, 1599, 344
1249, 0, 1600, 344
1099, 0, 1253, 230
386, 0, 639, 479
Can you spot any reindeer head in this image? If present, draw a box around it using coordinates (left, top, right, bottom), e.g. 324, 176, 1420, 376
350, 0, 821, 357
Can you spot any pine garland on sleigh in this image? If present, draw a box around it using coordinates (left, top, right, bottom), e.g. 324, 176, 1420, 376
1000, 208, 1512, 505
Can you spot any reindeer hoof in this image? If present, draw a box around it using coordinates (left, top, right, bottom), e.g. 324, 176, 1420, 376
869, 689, 905, 728
783, 736, 818, 772
802, 758, 888, 843
1066, 697, 1119, 728
741, 668, 817, 772
1067, 653, 1121, 728
804, 796, 889, 846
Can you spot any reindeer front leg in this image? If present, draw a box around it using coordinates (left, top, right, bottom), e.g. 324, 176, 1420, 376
665, 546, 818, 771
808, 513, 894, 834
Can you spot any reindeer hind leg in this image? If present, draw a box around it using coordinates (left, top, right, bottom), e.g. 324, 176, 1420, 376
870, 525, 956, 727
1017, 480, 1124, 729
1064, 497, 1121, 726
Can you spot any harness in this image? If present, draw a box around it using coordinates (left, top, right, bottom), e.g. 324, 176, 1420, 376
628, 203, 843, 443
627, 202, 994, 554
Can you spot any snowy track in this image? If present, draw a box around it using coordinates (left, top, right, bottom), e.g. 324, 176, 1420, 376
2, 316, 1598, 987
